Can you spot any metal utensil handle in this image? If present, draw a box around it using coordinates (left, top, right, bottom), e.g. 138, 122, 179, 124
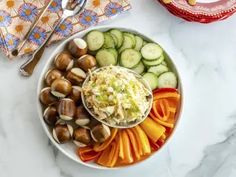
19, 17, 66, 76
12, 0, 54, 56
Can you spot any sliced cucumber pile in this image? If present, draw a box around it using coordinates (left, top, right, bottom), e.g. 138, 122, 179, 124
85, 29, 178, 90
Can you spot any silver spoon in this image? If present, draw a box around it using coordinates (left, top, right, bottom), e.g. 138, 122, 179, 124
20, 0, 87, 77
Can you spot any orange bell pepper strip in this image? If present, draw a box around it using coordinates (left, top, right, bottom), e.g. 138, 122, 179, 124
154, 92, 180, 101
76, 146, 101, 162
96, 140, 120, 168
130, 128, 143, 156
159, 99, 171, 121
117, 131, 124, 160
126, 129, 141, 160
140, 117, 166, 142
153, 88, 179, 98
132, 125, 151, 155
149, 139, 160, 151
96, 144, 112, 167
121, 130, 134, 164
152, 100, 163, 119
150, 111, 174, 128
93, 128, 118, 152
153, 99, 172, 121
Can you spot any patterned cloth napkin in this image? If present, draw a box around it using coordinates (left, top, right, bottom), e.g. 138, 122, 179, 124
0, 0, 131, 59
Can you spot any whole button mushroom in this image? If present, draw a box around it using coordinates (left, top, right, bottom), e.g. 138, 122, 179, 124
54, 51, 74, 71
68, 38, 87, 58
57, 98, 76, 121
40, 87, 58, 106
52, 121, 73, 144
91, 124, 111, 143
66, 68, 86, 85
68, 86, 82, 104
77, 54, 97, 72
74, 106, 91, 126
45, 68, 62, 86
43, 106, 58, 126
73, 128, 91, 147
51, 78, 72, 98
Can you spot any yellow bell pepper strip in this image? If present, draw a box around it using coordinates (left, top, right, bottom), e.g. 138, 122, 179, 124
117, 131, 124, 160
140, 117, 166, 142
150, 111, 174, 128
93, 128, 118, 152
132, 125, 151, 155
126, 129, 141, 160
109, 140, 120, 167
121, 130, 134, 164
76, 146, 101, 162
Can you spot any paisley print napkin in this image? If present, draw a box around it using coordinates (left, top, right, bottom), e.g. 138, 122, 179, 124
0, 0, 131, 59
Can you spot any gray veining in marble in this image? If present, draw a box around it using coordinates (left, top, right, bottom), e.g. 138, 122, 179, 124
0, 0, 236, 176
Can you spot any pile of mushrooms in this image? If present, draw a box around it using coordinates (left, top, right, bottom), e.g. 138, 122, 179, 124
39, 38, 111, 146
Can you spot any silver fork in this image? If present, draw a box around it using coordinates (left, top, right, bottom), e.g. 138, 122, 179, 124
20, 0, 87, 77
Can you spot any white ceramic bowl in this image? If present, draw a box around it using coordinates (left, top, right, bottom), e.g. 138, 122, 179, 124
37, 26, 183, 169
81, 66, 153, 129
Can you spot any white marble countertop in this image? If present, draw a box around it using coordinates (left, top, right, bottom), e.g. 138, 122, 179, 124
1, 0, 236, 176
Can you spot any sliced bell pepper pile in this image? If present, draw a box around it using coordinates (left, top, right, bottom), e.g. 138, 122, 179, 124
76, 88, 180, 167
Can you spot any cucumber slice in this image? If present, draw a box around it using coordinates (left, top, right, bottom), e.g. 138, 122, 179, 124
134, 36, 143, 51
86, 30, 104, 51
107, 48, 118, 60
158, 72, 177, 89
120, 49, 141, 68
161, 60, 167, 66
148, 64, 169, 76
96, 49, 117, 67
131, 61, 145, 74
141, 43, 163, 60
103, 33, 115, 48
142, 41, 148, 47
123, 33, 136, 47
142, 72, 158, 90
142, 55, 164, 66
110, 33, 118, 47
110, 29, 123, 48
118, 35, 134, 53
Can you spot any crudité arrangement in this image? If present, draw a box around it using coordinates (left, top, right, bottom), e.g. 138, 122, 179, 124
39, 28, 181, 168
